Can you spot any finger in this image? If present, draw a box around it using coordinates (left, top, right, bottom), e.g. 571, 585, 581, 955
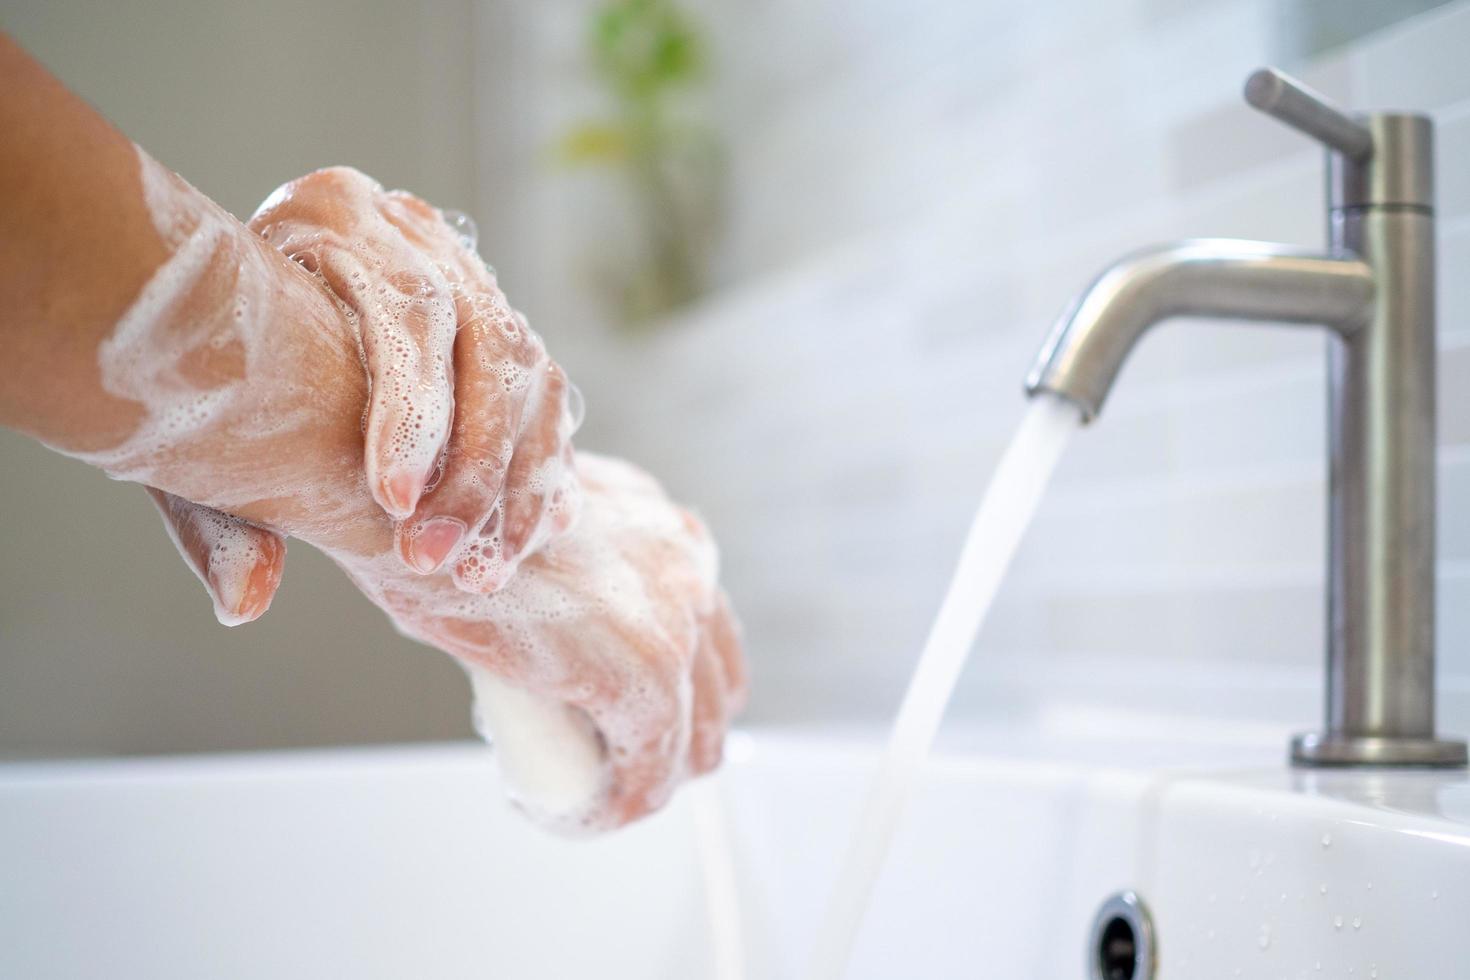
251, 169, 459, 519
446, 360, 577, 592
594, 683, 690, 829
551, 618, 692, 831
451, 615, 690, 833
705, 590, 749, 715
377, 189, 463, 255
593, 620, 696, 828
341, 258, 459, 519
397, 198, 582, 581
393, 303, 528, 577
462, 362, 576, 590
376, 191, 544, 384
146, 488, 286, 627
688, 634, 729, 775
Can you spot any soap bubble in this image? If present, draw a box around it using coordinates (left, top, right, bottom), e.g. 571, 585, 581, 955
566, 381, 587, 435
442, 208, 479, 252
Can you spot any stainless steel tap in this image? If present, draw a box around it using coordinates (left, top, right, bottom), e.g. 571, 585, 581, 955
1026, 68, 1466, 768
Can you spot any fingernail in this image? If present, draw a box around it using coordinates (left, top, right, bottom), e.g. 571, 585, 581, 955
381, 470, 421, 518
411, 517, 465, 573
209, 546, 281, 627
235, 555, 281, 623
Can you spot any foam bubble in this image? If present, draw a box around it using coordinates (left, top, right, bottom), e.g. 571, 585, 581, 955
440, 208, 479, 252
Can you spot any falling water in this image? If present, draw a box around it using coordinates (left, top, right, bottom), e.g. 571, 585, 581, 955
807, 394, 1082, 979
691, 778, 746, 980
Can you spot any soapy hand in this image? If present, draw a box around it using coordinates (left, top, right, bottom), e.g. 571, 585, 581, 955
92, 154, 744, 830
146, 167, 579, 623
356, 452, 747, 830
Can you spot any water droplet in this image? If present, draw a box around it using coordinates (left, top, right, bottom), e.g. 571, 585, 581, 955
1320, 884, 1329, 895
1366, 881, 1373, 890
441, 209, 479, 252
1334, 915, 1344, 930
1322, 833, 1333, 848
1258, 924, 1272, 949
1352, 915, 1362, 929
1433, 889, 1440, 900
1315, 962, 1322, 972
564, 381, 586, 434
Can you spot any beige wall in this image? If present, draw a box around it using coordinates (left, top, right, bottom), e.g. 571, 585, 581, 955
0, 0, 490, 755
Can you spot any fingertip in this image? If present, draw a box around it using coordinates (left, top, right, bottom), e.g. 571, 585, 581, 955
210, 532, 285, 626
242, 536, 286, 620
213, 595, 266, 628
451, 553, 514, 595
691, 738, 725, 776
213, 606, 255, 629
358, 279, 458, 522
364, 394, 451, 520
376, 468, 423, 520
405, 516, 466, 574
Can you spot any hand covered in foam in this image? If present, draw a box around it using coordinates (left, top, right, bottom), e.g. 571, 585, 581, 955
250, 168, 581, 587
144, 167, 581, 623
354, 452, 747, 831
77, 150, 744, 831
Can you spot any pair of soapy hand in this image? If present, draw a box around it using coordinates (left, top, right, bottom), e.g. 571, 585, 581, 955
133, 166, 744, 832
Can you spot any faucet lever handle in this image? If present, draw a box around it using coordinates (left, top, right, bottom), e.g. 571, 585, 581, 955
1244, 67, 1373, 161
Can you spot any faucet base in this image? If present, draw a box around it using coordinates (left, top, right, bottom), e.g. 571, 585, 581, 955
1291, 732, 1467, 768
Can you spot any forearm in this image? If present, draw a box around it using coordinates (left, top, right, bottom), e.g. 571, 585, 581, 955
0, 33, 388, 554
0, 32, 164, 447
79, 196, 391, 559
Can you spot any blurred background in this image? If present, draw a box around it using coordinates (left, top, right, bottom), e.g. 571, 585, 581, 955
2, 0, 1468, 757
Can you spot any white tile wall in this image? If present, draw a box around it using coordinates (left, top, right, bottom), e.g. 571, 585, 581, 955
493, 0, 1470, 729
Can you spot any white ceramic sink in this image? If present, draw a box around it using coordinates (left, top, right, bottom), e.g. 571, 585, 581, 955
3, 719, 1469, 978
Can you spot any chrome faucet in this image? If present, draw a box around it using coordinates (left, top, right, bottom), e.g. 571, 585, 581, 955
1026, 68, 1465, 768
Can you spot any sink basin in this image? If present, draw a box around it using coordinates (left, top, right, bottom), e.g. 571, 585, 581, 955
2, 720, 1468, 978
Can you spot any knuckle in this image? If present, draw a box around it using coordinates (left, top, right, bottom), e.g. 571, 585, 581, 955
447, 438, 514, 490
539, 362, 568, 403
449, 411, 515, 465
379, 189, 442, 228
303, 166, 377, 197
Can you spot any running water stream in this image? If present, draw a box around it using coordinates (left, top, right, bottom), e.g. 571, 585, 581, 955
807, 394, 1082, 979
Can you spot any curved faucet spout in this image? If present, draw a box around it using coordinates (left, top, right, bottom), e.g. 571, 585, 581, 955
1025, 239, 1374, 420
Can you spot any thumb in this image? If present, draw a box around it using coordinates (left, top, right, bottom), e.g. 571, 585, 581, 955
146, 488, 286, 626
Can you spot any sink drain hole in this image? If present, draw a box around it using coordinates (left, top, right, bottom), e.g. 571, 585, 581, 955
1098, 915, 1136, 978
1089, 891, 1154, 980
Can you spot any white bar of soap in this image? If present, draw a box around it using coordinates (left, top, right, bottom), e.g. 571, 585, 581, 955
465, 663, 607, 823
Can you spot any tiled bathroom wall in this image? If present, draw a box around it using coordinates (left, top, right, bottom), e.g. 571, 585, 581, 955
502, 0, 1470, 728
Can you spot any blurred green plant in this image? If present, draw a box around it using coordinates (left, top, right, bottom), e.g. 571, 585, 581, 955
554, 0, 724, 328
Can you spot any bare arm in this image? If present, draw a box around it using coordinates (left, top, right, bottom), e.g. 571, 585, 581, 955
0, 33, 374, 519
0, 31, 173, 447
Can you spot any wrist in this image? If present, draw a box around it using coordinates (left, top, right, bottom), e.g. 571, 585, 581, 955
70, 153, 380, 552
